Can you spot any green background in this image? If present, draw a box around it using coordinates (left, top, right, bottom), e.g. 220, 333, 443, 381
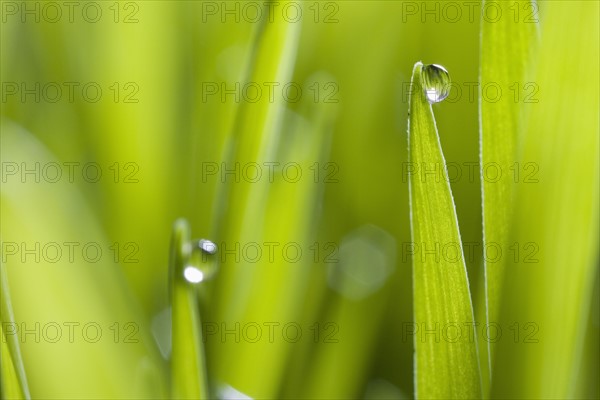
1, 1, 598, 399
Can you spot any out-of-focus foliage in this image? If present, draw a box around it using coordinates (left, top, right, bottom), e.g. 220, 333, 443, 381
479, 0, 538, 377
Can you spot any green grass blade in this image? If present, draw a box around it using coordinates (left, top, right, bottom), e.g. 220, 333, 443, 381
408, 61, 481, 399
479, 0, 539, 378
207, 2, 303, 397
209, 1, 301, 242
1, 263, 31, 400
491, 1, 599, 398
169, 219, 209, 399
0, 329, 26, 400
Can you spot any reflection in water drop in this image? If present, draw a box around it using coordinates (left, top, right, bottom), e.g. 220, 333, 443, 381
327, 225, 396, 300
183, 266, 204, 283
422, 64, 451, 104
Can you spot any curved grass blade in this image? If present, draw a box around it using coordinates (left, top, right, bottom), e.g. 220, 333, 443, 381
408, 62, 481, 399
1, 262, 31, 400
479, 0, 539, 380
169, 219, 209, 399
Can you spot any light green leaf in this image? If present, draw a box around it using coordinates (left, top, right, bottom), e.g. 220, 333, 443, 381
1, 263, 31, 400
408, 62, 481, 399
207, 2, 304, 398
491, 1, 599, 398
169, 219, 209, 399
479, 0, 539, 378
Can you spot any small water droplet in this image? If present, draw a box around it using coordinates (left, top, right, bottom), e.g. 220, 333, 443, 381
422, 64, 451, 104
183, 239, 219, 283
197, 239, 218, 255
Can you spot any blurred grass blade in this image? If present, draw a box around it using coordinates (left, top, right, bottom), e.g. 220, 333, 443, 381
492, 1, 599, 398
170, 219, 209, 399
1, 121, 167, 398
0, 330, 26, 400
1, 263, 31, 400
479, 0, 539, 379
408, 62, 481, 399
210, 0, 301, 240
209, 2, 302, 398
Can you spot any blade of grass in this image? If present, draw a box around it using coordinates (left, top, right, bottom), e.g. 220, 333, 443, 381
281, 158, 397, 399
0, 262, 31, 400
208, 2, 303, 397
209, 1, 299, 242
491, 1, 599, 398
299, 276, 395, 399
408, 61, 481, 399
479, 0, 539, 383
169, 219, 209, 399
214, 104, 334, 398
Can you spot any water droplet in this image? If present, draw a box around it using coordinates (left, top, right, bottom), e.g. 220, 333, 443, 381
197, 239, 218, 255
422, 64, 451, 104
183, 239, 219, 283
